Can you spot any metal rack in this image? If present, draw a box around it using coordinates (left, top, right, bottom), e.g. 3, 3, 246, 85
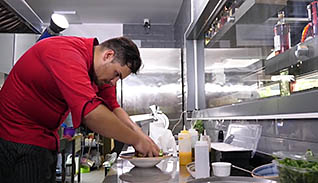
205, 0, 287, 48
187, 0, 287, 43
187, 88, 318, 119
265, 36, 318, 75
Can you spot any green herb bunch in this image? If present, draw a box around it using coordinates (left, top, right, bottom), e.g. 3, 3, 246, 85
193, 120, 204, 135
275, 150, 318, 183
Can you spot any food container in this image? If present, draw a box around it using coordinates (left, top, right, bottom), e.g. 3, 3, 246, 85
273, 159, 318, 183
272, 151, 318, 183
80, 165, 90, 173
212, 162, 231, 177
63, 127, 75, 137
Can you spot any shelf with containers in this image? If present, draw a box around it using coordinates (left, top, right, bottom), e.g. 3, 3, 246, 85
184, 0, 318, 175
186, 0, 318, 116
192, 0, 288, 47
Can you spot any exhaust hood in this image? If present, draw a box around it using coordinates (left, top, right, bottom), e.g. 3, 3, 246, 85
0, 0, 43, 33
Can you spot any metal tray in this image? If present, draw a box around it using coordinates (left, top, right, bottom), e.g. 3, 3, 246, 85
187, 176, 278, 183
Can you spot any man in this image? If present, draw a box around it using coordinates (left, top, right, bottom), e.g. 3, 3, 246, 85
0, 36, 159, 183
97, 82, 151, 156
98, 83, 143, 156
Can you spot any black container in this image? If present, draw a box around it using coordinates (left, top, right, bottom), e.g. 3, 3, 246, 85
217, 130, 224, 142
211, 148, 252, 176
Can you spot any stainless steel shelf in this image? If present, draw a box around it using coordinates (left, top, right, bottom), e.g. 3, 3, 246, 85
265, 36, 318, 75
204, 0, 287, 48
191, 89, 318, 119
186, 0, 225, 40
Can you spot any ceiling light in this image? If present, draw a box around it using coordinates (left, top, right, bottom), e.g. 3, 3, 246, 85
53, 10, 77, 15
50, 13, 69, 32
37, 13, 69, 41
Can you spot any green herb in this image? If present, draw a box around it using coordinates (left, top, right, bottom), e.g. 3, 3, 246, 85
275, 151, 318, 183
193, 120, 204, 135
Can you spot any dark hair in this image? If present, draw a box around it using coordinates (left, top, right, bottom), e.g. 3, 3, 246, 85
99, 37, 142, 74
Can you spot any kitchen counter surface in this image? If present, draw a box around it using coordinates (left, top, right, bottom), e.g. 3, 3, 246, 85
103, 156, 194, 183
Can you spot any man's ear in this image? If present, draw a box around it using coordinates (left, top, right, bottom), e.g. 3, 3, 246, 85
103, 49, 115, 62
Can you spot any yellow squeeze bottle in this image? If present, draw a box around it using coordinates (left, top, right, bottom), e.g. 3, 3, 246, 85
178, 127, 192, 166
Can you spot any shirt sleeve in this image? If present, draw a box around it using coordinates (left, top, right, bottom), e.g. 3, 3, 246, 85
38, 39, 102, 128
98, 84, 120, 111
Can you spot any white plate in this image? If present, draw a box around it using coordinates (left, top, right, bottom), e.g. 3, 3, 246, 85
120, 152, 171, 168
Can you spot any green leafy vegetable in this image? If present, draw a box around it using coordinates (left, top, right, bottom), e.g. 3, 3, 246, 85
193, 120, 204, 135
275, 150, 318, 183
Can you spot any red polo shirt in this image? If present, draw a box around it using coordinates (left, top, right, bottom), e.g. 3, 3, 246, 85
0, 36, 119, 151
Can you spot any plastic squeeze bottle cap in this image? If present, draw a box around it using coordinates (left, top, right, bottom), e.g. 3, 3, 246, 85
181, 126, 189, 134
189, 128, 199, 148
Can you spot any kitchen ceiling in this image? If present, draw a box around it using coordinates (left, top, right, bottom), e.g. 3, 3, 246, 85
25, 0, 183, 25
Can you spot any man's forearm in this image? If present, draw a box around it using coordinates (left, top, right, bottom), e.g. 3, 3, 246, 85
113, 107, 141, 132
83, 104, 139, 146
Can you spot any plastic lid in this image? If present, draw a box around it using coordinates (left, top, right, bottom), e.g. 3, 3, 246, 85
201, 134, 211, 142
273, 151, 318, 163
180, 130, 189, 134
225, 124, 262, 157
180, 125, 189, 134
188, 128, 198, 135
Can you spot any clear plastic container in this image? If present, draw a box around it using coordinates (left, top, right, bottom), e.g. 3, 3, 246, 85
225, 124, 262, 157
273, 151, 318, 183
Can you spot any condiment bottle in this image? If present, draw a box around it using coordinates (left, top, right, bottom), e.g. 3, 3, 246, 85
188, 128, 198, 161
195, 135, 210, 179
274, 11, 291, 55
218, 130, 224, 142
201, 130, 211, 149
201, 130, 212, 167
178, 127, 192, 166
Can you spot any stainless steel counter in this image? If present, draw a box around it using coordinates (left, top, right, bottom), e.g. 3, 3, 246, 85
103, 156, 194, 183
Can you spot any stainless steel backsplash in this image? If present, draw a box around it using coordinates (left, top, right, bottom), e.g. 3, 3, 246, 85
117, 48, 183, 129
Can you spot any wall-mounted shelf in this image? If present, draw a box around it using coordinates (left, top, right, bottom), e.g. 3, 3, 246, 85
188, 112, 318, 120
265, 36, 318, 75
187, 0, 225, 40
205, 0, 287, 48
191, 89, 318, 119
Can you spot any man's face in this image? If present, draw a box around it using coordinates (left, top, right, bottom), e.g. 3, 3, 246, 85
94, 50, 131, 86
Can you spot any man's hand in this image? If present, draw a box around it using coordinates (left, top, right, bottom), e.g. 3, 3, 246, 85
112, 107, 160, 156
133, 132, 160, 157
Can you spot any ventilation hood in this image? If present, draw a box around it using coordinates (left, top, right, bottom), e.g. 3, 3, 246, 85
0, 0, 43, 33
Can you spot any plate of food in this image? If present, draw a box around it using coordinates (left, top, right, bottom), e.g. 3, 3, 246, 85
120, 151, 171, 168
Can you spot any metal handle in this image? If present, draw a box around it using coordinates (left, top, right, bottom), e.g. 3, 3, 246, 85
232, 165, 262, 176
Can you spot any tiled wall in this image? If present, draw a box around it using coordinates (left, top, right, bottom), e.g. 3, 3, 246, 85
201, 119, 318, 155
123, 24, 176, 48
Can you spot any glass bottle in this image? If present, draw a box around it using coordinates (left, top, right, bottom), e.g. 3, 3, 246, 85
274, 11, 291, 55
308, 1, 318, 37
279, 68, 291, 96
